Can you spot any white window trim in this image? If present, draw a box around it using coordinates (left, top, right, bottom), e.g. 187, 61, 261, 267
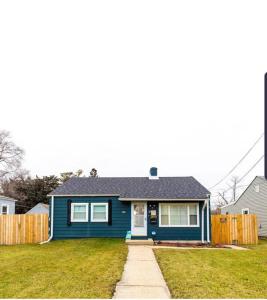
0, 205, 9, 215
255, 185, 260, 192
91, 203, 109, 222
159, 203, 199, 227
242, 208, 250, 215
71, 203, 89, 222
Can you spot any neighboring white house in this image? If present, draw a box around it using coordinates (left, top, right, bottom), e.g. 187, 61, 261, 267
26, 203, 49, 215
221, 176, 267, 237
0, 195, 16, 215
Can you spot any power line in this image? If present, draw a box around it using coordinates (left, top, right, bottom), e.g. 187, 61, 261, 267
224, 155, 264, 193
212, 184, 249, 193
209, 133, 264, 189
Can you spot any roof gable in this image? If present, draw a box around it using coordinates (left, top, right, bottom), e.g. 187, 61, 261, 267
221, 176, 266, 209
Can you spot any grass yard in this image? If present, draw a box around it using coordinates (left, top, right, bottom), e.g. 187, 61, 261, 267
154, 240, 267, 298
0, 238, 127, 298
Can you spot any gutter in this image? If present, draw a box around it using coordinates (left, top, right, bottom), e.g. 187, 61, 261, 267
207, 196, 210, 243
201, 199, 207, 243
40, 195, 54, 244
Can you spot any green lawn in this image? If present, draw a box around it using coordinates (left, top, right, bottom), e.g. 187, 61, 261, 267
0, 238, 127, 298
154, 240, 267, 298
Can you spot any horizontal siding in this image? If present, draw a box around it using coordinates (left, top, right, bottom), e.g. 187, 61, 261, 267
221, 177, 267, 237
53, 196, 131, 238
0, 200, 15, 214
147, 201, 207, 241
53, 197, 209, 241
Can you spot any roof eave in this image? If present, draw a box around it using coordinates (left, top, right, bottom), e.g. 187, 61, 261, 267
48, 194, 121, 197
119, 197, 208, 201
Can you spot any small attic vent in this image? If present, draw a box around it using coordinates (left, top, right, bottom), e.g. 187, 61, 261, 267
149, 167, 159, 179
255, 185, 260, 193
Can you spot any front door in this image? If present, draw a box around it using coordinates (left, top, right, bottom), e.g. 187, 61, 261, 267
131, 202, 147, 236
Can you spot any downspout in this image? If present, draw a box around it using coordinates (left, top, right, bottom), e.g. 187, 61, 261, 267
40, 195, 54, 244
207, 196, 210, 243
201, 199, 207, 243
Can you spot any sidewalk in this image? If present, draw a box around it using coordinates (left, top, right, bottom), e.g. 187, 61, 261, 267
113, 246, 170, 299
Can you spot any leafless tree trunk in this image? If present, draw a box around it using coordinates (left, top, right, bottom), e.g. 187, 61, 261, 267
0, 130, 24, 180
218, 191, 228, 205
216, 176, 239, 209
227, 176, 238, 202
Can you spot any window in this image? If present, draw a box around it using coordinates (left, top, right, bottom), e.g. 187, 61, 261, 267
133, 203, 145, 227
189, 204, 198, 225
1, 205, 8, 215
71, 203, 88, 222
242, 208, 250, 215
91, 203, 108, 222
159, 203, 199, 227
255, 185, 260, 193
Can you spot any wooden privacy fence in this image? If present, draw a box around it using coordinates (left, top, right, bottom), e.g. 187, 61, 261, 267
0, 214, 49, 245
212, 214, 258, 245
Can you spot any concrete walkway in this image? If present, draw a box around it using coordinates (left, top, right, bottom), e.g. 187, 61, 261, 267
113, 246, 170, 299
152, 245, 248, 250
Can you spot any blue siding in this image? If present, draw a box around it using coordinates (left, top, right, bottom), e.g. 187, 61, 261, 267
146, 201, 207, 241
52, 196, 210, 241
53, 196, 131, 239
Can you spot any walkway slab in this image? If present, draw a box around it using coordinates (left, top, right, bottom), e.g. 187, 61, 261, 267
113, 246, 170, 299
152, 245, 249, 250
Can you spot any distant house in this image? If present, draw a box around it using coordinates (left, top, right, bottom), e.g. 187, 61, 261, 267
221, 176, 267, 237
0, 196, 16, 215
48, 167, 211, 243
26, 203, 49, 215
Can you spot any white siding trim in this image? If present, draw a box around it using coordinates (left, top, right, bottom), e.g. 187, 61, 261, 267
207, 199, 210, 243
50, 194, 119, 197
120, 198, 207, 202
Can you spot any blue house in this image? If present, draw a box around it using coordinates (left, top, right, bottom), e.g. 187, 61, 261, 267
48, 168, 211, 243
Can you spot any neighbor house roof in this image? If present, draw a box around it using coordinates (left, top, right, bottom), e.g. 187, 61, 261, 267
0, 195, 17, 202
49, 177, 210, 199
26, 203, 49, 214
220, 176, 266, 209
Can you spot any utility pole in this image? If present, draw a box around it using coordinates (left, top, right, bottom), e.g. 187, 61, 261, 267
230, 177, 238, 201
265, 73, 267, 180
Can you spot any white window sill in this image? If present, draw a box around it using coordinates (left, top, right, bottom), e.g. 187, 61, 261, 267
71, 219, 88, 223
159, 225, 199, 228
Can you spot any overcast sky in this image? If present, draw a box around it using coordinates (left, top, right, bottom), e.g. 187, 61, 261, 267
0, 1, 265, 204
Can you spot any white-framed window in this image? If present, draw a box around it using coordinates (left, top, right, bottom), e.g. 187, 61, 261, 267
159, 203, 199, 227
242, 208, 250, 215
0, 205, 8, 215
91, 203, 108, 222
255, 185, 260, 193
71, 203, 89, 222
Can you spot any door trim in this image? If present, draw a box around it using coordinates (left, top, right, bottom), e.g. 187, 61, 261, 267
131, 202, 147, 236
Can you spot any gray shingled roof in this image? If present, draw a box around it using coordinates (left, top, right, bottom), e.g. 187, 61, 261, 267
50, 177, 210, 199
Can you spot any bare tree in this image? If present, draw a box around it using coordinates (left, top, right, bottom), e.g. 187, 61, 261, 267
218, 191, 228, 205
0, 130, 24, 179
59, 169, 83, 183
227, 176, 239, 202
216, 176, 240, 208
0, 169, 29, 198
